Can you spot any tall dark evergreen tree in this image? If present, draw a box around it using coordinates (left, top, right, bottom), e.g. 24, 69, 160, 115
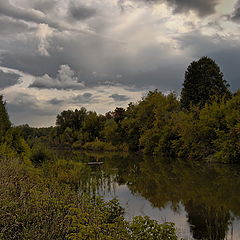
180, 57, 231, 109
0, 95, 11, 138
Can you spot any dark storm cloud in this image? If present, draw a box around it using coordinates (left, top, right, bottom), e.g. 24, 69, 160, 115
69, 3, 97, 21
7, 93, 57, 116
110, 94, 130, 101
0, 0, 62, 30
6, 93, 60, 126
123, 0, 220, 16
211, 48, 240, 91
126, 66, 185, 91
0, 31, 191, 92
167, 0, 219, 16
0, 33, 125, 86
0, 70, 21, 89
176, 31, 240, 91
230, 0, 240, 22
0, 51, 64, 77
0, 0, 238, 94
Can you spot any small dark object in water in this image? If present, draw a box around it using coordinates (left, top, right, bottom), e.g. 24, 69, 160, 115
87, 162, 104, 165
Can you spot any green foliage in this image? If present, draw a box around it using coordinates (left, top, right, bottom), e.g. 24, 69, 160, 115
180, 57, 231, 109
45, 159, 88, 189
56, 108, 87, 132
83, 140, 117, 152
4, 127, 31, 159
138, 91, 180, 156
101, 119, 121, 145
62, 127, 75, 143
0, 142, 17, 159
130, 216, 177, 240
66, 197, 129, 240
54, 108, 107, 146
66, 196, 178, 240
30, 144, 54, 165
40, 84, 239, 162
0, 95, 11, 139
82, 111, 101, 141
213, 124, 240, 163
43, 58, 237, 162
3, 58, 237, 163
16, 124, 53, 141
0, 156, 71, 240
121, 117, 140, 151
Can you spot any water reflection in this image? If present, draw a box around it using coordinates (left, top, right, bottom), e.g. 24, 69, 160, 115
58, 151, 240, 240
186, 202, 231, 240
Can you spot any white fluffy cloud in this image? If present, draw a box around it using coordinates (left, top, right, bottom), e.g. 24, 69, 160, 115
30, 64, 85, 90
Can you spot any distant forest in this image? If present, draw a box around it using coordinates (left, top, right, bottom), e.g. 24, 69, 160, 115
1, 56, 240, 163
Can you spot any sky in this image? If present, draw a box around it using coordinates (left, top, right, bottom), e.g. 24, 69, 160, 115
0, 0, 240, 127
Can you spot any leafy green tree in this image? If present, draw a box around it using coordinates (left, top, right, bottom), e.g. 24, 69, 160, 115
56, 108, 87, 133
82, 111, 101, 141
61, 127, 74, 144
212, 91, 240, 163
0, 95, 11, 139
138, 91, 179, 155
101, 119, 120, 145
121, 117, 140, 151
180, 57, 231, 109
112, 107, 126, 122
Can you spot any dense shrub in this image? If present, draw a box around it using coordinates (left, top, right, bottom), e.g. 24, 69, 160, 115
30, 144, 54, 165
83, 140, 117, 152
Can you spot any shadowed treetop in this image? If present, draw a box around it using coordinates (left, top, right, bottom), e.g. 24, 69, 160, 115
180, 57, 231, 109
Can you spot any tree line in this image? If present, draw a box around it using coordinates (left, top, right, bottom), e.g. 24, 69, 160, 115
35, 57, 238, 163
1, 56, 239, 163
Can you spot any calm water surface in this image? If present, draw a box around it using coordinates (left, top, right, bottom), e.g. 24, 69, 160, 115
60, 151, 240, 240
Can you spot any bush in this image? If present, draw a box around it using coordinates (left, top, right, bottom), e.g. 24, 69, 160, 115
0, 157, 72, 240
82, 140, 117, 152
130, 216, 178, 240
30, 144, 54, 165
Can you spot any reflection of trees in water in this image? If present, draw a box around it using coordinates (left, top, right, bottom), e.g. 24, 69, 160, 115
103, 156, 240, 240
81, 166, 117, 196
185, 201, 231, 240
72, 152, 138, 196
62, 151, 240, 240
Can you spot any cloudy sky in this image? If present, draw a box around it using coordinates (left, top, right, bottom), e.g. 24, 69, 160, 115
0, 0, 240, 127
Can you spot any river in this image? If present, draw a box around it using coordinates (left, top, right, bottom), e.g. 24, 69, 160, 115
56, 150, 240, 240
